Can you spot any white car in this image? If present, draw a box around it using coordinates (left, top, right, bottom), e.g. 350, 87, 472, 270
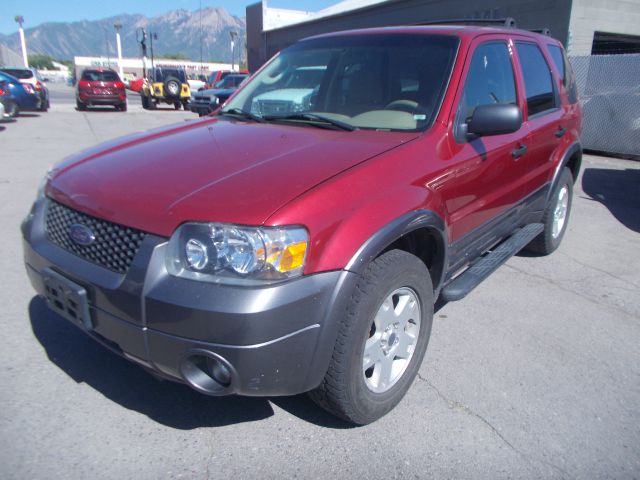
0, 67, 49, 112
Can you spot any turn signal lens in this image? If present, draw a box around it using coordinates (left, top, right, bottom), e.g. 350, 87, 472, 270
279, 241, 308, 272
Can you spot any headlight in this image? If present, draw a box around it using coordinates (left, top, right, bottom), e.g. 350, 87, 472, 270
167, 223, 309, 284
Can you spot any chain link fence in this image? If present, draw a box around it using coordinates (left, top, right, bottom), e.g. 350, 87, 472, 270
569, 54, 640, 157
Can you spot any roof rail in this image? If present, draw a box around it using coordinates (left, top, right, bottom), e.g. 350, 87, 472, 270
414, 17, 517, 28
529, 28, 552, 36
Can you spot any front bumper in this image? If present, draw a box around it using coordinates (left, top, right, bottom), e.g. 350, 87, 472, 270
189, 102, 213, 115
22, 198, 356, 396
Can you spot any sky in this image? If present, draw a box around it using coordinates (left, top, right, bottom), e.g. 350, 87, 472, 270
1, 0, 339, 35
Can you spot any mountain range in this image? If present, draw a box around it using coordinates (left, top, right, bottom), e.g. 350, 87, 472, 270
0, 7, 246, 63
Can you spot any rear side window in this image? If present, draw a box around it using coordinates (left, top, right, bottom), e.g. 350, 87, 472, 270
515, 42, 557, 116
547, 44, 579, 104
455, 41, 517, 141
82, 70, 119, 82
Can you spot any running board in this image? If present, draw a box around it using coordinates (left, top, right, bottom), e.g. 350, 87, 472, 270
441, 223, 544, 302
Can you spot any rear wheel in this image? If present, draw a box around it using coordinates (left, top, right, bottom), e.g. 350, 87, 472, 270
174, 101, 181, 110
76, 100, 86, 111
309, 249, 433, 425
4, 100, 19, 118
119, 103, 127, 112
526, 167, 573, 255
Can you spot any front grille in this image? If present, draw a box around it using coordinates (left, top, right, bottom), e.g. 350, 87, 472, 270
257, 100, 293, 116
45, 200, 147, 274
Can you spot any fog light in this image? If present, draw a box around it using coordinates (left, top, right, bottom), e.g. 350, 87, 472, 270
185, 238, 208, 270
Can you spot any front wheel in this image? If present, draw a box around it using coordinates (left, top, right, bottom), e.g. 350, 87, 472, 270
309, 249, 433, 425
526, 167, 573, 255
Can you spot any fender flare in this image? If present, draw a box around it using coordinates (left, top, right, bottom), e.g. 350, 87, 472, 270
344, 209, 449, 293
546, 142, 582, 204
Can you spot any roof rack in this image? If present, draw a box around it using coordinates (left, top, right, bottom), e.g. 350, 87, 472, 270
529, 28, 552, 36
415, 17, 517, 28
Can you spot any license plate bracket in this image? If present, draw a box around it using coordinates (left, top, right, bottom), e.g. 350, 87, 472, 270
42, 268, 93, 330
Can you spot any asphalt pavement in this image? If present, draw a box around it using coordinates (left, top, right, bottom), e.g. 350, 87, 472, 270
1, 82, 639, 479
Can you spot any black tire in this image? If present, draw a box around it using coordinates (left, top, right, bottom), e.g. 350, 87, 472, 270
141, 95, 152, 110
174, 101, 181, 110
526, 167, 573, 255
76, 100, 86, 111
119, 103, 127, 112
309, 249, 434, 425
4, 100, 19, 118
164, 77, 181, 99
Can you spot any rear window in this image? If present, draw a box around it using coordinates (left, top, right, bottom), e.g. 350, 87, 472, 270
0, 68, 33, 80
515, 42, 557, 116
153, 69, 186, 82
82, 70, 119, 82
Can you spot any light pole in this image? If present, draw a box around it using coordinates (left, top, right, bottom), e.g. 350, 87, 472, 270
15, 16, 28, 68
229, 31, 238, 72
149, 32, 157, 71
136, 28, 147, 79
114, 23, 124, 80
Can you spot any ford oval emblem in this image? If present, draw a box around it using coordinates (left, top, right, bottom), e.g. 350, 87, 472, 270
69, 224, 96, 246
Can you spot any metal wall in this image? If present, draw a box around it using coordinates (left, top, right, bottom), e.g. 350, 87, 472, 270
571, 54, 640, 156
248, 0, 573, 71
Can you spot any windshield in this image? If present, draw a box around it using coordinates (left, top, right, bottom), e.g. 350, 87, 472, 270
214, 75, 247, 89
223, 33, 459, 131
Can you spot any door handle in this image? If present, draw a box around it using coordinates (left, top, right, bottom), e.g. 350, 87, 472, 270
512, 144, 527, 159
555, 126, 567, 138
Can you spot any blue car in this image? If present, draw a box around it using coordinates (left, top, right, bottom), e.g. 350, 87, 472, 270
0, 71, 41, 111
0, 80, 19, 119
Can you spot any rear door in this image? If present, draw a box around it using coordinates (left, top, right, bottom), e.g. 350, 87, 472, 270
448, 36, 527, 244
512, 38, 564, 199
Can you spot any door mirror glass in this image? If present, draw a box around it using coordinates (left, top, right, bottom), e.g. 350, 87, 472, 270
465, 103, 522, 139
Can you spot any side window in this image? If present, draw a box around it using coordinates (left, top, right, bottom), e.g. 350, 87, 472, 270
515, 42, 557, 116
455, 42, 517, 141
547, 44, 579, 104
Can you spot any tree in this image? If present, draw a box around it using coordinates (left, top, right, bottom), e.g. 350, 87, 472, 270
156, 52, 191, 60
29, 54, 55, 70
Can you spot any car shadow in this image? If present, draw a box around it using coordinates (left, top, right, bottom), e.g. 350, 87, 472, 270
76, 107, 123, 113
28, 296, 354, 429
18, 112, 40, 118
581, 167, 640, 233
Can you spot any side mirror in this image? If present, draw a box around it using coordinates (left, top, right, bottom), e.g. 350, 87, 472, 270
466, 104, 522, 140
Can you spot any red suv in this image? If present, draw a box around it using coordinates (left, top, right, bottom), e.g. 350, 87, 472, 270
23, 25, 581, 424
76, 68, 127, 111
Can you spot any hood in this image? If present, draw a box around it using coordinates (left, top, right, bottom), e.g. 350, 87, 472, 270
47, 117, 418, 237
195, 87, 236, 97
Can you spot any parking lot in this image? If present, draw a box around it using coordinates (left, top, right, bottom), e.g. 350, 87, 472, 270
1, 82, 639, 479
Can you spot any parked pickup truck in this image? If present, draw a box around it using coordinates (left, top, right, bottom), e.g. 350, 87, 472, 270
22, 24, 581, 424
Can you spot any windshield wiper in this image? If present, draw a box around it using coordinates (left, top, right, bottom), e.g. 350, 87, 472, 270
219, 108, 265, 123
263, 113, 355, 131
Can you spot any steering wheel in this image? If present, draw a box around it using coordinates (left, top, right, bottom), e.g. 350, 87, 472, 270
385, 99, 420, 113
